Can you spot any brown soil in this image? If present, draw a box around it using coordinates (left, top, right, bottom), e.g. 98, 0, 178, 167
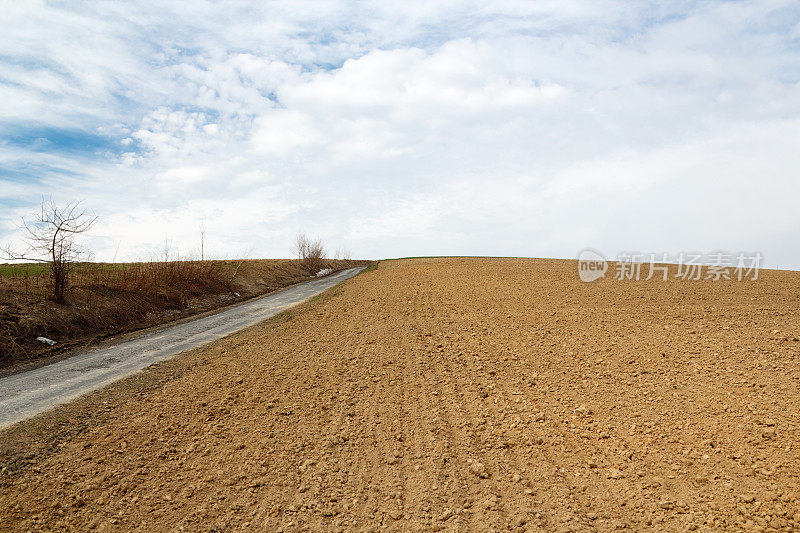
1, 257, 800, 531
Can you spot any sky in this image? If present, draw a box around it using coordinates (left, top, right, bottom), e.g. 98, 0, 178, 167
1, 1, 800, 267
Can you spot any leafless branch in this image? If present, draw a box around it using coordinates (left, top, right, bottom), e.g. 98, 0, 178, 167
1, 199, 97, 303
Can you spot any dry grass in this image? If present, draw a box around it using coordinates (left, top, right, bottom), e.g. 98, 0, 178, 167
0, 258, 369, 368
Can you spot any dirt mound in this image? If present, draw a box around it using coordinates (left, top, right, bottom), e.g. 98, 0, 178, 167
1, 258, 799, 531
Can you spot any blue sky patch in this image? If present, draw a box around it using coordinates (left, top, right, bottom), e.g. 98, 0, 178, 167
3, 127, 121, 156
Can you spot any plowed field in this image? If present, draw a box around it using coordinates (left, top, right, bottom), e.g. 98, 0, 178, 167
2, 258, 800, 532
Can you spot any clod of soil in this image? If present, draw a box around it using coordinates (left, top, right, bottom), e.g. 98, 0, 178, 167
1, 257, 800, 531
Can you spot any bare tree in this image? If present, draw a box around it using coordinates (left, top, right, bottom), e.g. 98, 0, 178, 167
306, 238, 326, 263
1, 199, 97, 304
294, 232, 309, 261
294, 232, 326, 268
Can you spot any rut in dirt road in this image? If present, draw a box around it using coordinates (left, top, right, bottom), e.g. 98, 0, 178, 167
1, 258, 800, 531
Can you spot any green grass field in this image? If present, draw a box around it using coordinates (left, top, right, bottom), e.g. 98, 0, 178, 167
0, 263, 50, 277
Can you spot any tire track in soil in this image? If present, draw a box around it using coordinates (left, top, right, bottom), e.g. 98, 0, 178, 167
431, 319, 565, 532
402, 331, 471, 532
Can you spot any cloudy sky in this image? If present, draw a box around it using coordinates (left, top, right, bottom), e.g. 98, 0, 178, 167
1, 1, 799, 267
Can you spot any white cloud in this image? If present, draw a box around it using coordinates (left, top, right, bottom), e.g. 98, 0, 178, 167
1, 1, 799, 267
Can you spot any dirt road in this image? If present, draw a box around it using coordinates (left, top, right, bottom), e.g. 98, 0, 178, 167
0, 267, 365, 429
1, 258, 799, 531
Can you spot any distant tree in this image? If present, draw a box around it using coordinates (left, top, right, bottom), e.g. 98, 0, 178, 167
333, 246, 351, 260
295, 232, 309, 261
294, 232, 326, 268
1, 199, 97, 304
307, 238, 326, 262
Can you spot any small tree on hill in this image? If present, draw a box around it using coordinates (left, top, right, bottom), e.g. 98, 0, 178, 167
295, 232, 309, 261
294, 232, 326, 269
1, 199, 97, 304
306, 238, 326, 263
